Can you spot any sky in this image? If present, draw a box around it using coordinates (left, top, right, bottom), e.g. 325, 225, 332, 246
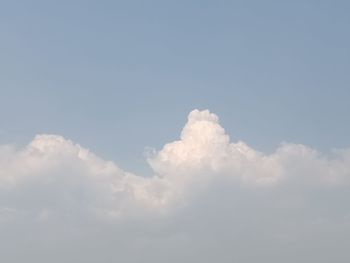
1, 1, 350, 262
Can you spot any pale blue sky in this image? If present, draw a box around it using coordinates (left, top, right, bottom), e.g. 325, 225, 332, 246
2, 2, 350, 262
1, 0, 349, 174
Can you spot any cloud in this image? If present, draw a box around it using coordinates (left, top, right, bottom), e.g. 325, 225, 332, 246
0, 109, 349, 262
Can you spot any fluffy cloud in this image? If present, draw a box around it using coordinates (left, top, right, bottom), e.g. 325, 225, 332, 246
0, 110, 349, 263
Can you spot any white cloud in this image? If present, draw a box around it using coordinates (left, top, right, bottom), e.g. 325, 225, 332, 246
0, 109, 349, 262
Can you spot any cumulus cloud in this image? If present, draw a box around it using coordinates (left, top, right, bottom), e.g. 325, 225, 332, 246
0, 110, 349, 263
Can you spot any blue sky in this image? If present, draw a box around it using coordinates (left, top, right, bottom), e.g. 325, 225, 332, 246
1, 0, 350, 174
1, 1, 350, 262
